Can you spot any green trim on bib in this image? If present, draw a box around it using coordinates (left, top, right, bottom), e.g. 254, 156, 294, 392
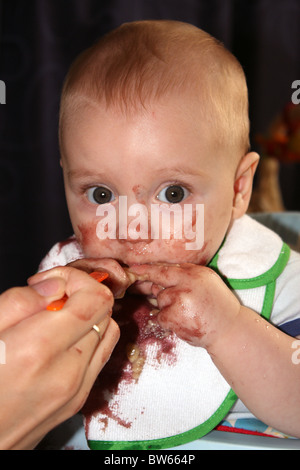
209, 242, 290, 291
209, 242, 290, 321
261, 281, 276, 321
88, 389, 237, 450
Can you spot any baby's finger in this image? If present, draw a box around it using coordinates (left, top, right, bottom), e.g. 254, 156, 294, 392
68, 258, 136, 298
128, 280, 153, 296
128, 263, 183, 288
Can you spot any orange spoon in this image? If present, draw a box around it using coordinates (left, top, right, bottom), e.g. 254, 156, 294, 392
47, 271, 109, 311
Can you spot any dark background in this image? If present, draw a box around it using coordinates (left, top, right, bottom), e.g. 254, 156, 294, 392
0, 0, 300, 293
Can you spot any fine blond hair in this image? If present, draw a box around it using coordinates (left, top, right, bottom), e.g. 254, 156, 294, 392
59, 20, 250, 155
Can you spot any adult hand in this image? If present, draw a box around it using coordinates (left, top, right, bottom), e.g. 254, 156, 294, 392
0, 266, 119, 450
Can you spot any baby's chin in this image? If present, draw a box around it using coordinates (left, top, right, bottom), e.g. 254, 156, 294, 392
83, 242, 211, 267
120, 252, 208, 267
79, 235, 213, 266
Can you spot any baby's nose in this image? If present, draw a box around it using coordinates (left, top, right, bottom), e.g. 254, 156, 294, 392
122, 215, 152, 243
117, 196, 151, 243
125, 225, 152, 243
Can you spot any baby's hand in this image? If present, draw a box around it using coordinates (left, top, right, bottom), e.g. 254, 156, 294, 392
129, 263, 241, 350
67, 258, 136, 299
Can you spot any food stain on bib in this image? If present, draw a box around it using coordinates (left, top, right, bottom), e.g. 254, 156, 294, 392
83, 294, 178, 432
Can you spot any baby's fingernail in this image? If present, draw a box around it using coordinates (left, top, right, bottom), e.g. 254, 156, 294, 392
149, 308, 160, 317
127, 269, 148, 281
127, 264, 143, 272
31, 278, 62, 297
125, 271, 137, 284
148, 297, 158, 307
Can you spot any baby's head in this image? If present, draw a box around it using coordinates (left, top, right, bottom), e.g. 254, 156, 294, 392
59, 20, 259, 267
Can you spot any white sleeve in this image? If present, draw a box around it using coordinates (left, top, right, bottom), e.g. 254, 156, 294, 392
271, 249, 300, 336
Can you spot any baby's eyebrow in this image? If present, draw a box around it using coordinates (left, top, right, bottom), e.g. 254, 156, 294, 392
67, 169, 106, 180
66, 166, 208, 183
152, 166, 207, 179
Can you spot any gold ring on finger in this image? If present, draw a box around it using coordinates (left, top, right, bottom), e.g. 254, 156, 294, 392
92, 324, 102, 340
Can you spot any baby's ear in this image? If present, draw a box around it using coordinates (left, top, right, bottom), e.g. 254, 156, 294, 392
232, 152, 259, 219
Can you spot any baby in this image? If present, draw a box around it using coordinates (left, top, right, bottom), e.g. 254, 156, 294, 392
39, 20, 300, 449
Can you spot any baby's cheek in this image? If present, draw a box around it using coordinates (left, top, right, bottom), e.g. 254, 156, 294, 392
156, 238, 211, 266
77, 222, 98, 248
76, 222, 116, 258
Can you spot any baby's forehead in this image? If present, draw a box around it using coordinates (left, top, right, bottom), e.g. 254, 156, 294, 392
62, 93, 237, 168
64, 100, 240, 185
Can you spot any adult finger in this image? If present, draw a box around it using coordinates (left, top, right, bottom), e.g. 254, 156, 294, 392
75, 318, 120, 397
68, 315, 111, 364
128, 263, 184, 288
43, 318, 119, 420
0, 278, 66, 332
68, 258, 136, 298
27, 266, 114, 350
9, 319, 120, 450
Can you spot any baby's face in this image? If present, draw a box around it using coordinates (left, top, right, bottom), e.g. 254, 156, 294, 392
61, 97, 238, 267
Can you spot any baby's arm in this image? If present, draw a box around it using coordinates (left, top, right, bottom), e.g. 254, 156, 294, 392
129, 263, 300, 438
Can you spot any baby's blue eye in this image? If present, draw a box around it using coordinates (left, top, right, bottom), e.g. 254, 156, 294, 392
156, 185, 189, 204
86, 186, 115, 204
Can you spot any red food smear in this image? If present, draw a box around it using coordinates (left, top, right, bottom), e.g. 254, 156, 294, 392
83, 294, 178, 431
57, 237, 76, 254
77, 222, 98, 247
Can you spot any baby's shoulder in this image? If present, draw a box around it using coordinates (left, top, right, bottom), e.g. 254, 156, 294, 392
38, 236, 83, 272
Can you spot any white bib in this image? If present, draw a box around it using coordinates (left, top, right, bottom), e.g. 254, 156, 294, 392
39, 215, 290, 450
